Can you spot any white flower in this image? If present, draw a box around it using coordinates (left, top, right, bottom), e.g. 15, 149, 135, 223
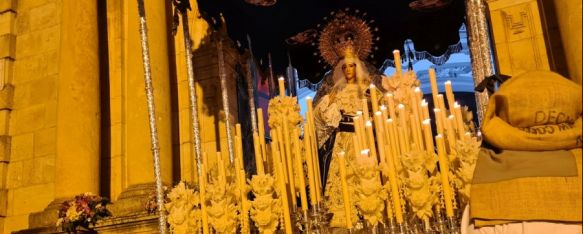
66, 203, 80, 221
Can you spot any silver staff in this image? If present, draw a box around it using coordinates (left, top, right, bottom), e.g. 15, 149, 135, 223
217, 39, 236, 163
465, 0, 494, 125
174, 1, 204, 186
246, 35, 258, 134
136, 0, 167, 233
268, 53, 276, 98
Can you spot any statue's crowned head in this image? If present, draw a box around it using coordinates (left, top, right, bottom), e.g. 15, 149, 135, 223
341, 46, 358, 81
343, 46, 358, 61
318, 9, 375, 66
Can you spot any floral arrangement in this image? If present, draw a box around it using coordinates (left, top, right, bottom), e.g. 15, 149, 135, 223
146, 185, 169, 214
56, 193, 112, 233
382, 70, 420, 109
267, 96, 302, 129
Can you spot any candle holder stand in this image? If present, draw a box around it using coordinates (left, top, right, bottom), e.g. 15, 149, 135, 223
447, 217, 460, 234
383, 218, 397, 234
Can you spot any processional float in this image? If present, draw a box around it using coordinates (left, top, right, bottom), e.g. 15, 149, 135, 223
135, 1, 495, 233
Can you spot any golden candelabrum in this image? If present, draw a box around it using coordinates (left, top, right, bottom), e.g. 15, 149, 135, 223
163, 51, 481, 233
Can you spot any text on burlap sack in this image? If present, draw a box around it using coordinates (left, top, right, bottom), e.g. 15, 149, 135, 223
518, 123, 574, 135
534, 111, 576, 125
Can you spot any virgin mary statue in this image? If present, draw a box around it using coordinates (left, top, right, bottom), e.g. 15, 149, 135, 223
312, 46, 387, 227
309, 10, 390, 227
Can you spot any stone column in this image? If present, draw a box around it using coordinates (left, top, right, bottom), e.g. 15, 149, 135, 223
53, 1, 101, 198
108, 0, 174, 216
29, 0, 101, 228
553, 0, 582, 84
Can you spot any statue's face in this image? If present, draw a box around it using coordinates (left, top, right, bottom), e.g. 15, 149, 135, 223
342, 62, 356, 82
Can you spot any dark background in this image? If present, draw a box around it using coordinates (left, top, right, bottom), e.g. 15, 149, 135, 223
197, 0, 467, 82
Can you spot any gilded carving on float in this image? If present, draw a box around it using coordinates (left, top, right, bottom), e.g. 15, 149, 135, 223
452, 135, 481, 203
353, 152, 387, 227
165, 182, 202, 234
249, 174, 281, 234
205, 170, 241, 233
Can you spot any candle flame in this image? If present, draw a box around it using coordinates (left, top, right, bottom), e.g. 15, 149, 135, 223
422, 119, 431, 125
360, 149, 370, 156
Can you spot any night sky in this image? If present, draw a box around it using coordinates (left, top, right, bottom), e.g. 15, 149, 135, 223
197, 0, 467, 82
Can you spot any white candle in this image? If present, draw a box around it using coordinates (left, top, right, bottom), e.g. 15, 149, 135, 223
370, 84, 379, 114
337, 151, 353, 229
422, 119, 434, 153
436, 135, 454, 218
365, 120, 378, 162
444, 80, 455, 111
454, 103, 465, 140
393, 50, 402, 76
421, 100, 430, 121
278, 77, 286, 96
429, 68, 439, 106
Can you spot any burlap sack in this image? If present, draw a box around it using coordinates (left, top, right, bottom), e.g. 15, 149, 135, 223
472, 149, 578, 184
481, 70, 583, 151
471, 70, 583, 226
471, 149, 582, 227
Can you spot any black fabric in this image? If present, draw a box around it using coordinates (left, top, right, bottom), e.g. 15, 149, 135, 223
318, 129, 337, 194
338, 122, 355, 133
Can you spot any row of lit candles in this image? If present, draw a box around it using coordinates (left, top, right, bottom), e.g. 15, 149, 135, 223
257, 68, 466, 231
194, 56, 469, 233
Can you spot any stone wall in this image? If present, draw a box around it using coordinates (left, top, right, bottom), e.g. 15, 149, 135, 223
3, 0, 59, 232
0, 0, 16, 232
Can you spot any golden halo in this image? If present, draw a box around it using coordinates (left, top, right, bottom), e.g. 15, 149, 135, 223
318, 10, 374, 66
